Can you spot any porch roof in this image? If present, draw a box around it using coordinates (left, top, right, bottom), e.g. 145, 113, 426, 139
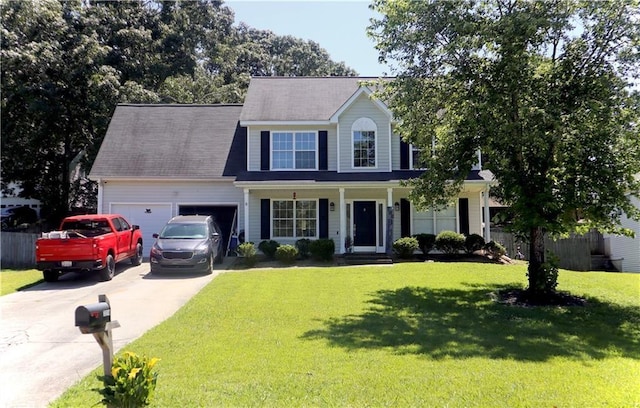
235, 170, 493, 183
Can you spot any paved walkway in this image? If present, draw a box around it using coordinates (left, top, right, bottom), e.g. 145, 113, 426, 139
0, 260, 230, 408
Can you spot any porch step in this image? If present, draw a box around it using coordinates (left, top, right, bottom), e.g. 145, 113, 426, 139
341, 253, 393, 266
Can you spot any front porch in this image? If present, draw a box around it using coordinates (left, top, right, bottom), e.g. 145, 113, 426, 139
237, 182, 492, 255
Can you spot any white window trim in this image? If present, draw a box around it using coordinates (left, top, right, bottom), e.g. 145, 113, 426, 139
351, 117, 378, 170
410, 144, 426, 170
270, 131, 319, 171
270, 199, 319, 239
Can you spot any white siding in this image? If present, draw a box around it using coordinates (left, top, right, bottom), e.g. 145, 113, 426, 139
605, 196, 640, 272
101, 180, 243, 250
246, 189, 341, 250
338, 93, 391, 172
246, 125, 338, 171
391, 132, 402, 171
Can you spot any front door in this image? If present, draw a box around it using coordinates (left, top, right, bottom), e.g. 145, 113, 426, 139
353, 201, 377, 251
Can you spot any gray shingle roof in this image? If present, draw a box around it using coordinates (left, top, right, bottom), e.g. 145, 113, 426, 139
90, 104, 245, 179
239, 77, 384, 122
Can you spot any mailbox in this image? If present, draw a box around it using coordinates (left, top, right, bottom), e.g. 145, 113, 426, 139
75, 302, 111, 334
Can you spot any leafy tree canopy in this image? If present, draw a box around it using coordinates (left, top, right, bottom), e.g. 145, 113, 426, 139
369, 0, 640, 297
1, 0, 356, 225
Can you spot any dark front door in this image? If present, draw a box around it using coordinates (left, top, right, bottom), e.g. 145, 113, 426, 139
353, 201, 376, 247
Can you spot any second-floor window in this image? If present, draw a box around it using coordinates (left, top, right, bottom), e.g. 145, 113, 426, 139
352, 117, 377, 168
272, 132, 317, 170
411, 144, 425, 170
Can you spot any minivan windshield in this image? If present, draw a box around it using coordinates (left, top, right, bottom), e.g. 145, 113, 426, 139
159, 223, 207, 239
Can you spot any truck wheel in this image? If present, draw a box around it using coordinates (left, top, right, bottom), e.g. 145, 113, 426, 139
99, 254, 116, 281
130, 243, 143, 265
43, 270, 59, 282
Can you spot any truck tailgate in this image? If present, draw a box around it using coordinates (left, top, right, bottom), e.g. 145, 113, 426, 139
36, 238, 96, 262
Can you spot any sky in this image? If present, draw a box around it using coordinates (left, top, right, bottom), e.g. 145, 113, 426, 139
225, 0, 391, 77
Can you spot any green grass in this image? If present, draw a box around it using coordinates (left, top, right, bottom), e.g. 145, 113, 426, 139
0, 268, 43, 295
52, 263, 640, 407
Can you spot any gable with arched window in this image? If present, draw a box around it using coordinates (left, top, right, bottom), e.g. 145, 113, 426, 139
351, 117, 377, 168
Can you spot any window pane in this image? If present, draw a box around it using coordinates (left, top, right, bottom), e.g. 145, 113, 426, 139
272, 200, 294, 237
353, 130, 375, 167
295, 200, 317, 237
272, 133, 294, 169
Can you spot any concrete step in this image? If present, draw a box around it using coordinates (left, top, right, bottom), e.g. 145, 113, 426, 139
341, 253, 393, 266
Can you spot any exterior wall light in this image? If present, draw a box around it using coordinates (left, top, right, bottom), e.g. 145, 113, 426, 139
394, 202, 400, 212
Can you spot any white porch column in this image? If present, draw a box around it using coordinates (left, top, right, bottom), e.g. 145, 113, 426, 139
339, 188, 345, 254
387, 188, 393, 208
483, 187, 491, 242
243, 188, 250, 243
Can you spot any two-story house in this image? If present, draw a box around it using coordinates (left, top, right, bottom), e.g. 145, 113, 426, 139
89, 77, 493, 256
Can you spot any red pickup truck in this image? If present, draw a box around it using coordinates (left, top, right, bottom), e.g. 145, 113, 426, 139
35, 214, 144, 282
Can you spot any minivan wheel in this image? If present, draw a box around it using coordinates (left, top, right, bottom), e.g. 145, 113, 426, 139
99, 254, 116, 281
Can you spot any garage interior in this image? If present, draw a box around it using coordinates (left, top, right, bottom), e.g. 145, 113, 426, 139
178, 205, 239, 255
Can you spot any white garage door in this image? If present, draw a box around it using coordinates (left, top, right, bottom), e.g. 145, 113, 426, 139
110, 203, 173, 258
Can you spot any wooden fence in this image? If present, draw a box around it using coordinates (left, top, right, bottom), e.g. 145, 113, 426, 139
1, 232, 38, 269
491, 230, 604, 271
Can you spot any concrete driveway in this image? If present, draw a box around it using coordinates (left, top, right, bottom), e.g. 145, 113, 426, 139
0, 260, 228, 408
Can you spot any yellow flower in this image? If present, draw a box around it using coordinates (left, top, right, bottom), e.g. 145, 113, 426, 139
147, 357, 160, 369
111, 366, 122, 377
128, 367, 141, 379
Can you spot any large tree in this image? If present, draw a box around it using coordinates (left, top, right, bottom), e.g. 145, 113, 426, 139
369, 0, 640, 299
1, 0, 356, 225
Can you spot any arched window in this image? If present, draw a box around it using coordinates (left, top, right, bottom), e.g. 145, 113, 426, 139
352, 117, 377, 168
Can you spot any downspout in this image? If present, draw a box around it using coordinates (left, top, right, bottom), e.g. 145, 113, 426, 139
97, 179, 103, 214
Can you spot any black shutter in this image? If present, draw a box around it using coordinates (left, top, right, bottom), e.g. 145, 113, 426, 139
458, 198, 470, 236
319, 199, 329, 238
401, 198, 411, 237
260, 199, 270, 240
260, 131, 270, 171
400, 141, 410, 169
319, 131, 328, 170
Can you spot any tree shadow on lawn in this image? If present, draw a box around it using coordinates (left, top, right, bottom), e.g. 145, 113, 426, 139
302, 283, 640, 361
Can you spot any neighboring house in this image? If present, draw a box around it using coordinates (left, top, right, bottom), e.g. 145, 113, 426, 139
89, 77, 494, 255
604, 193, 640, 272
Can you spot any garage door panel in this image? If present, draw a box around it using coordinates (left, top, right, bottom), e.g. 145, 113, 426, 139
110, 204, 172, 257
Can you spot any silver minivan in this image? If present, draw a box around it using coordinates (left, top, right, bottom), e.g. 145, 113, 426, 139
149, 215, 223, 274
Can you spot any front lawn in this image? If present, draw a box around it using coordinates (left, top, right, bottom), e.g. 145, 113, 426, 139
52, 263, 640, 407
0, 269, 43, 296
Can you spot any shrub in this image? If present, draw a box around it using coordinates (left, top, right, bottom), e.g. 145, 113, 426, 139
393, 237, 418, 259
276, 244, 298, 264
414, 233, 436, 254
237, 242, 257, 267
537, 252, 559, 294
310, 238, 335, 261
99, 351, 159, 408
258, 240, 280, 259
484, 240, 507, 258
435, 231, 465, 254
464, 233, 486, 254
295, 239, 312, 259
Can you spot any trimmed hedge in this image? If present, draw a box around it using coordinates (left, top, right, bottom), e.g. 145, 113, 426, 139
393, 237, 418, 259
435, 231, 465, 254
464, 233, 485, 254
276, 244, 298, 264
310, 239, 335, 261
258, 240, 280, 259
295, 238, 312, 259
414, 233, 436, 254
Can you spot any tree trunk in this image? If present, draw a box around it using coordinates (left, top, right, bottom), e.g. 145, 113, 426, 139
527, 226, 547, 297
